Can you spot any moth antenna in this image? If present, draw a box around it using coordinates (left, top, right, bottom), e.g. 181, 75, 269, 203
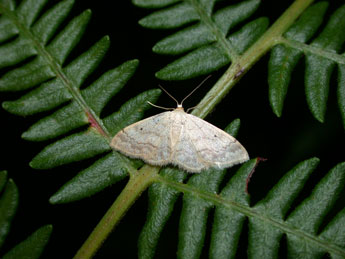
186, 105, 198, 113
181, 75, 212, 106
158, 84, 180, 106
147, 101, 174, 111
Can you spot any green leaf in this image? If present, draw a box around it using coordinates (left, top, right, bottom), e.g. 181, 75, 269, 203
286, 161, 345, 230
22, 60, 139, 141
0, 0, 52, 68
305, 3, 345, 122
285, 163, 345, 258
224, 118, 241, 137
338, 63, 345, 130
304, 56, 334, 122
268, 2, 345, 124
156, 17, 268, 80
0, 38, 37, 69
2, 225, 52, 259
0, 173, 18, 249
32, 0, 74, 45
16, 0, 47, 28
138, 2, 200, 29
0, 56, 55, 92
209, 159, 255, 259
268, 2, 328, 117
268, 46, 303, 117
103, 89, 161, 136
138, 168, 186, 259
132, 0, 180, 9
47, 9, 91, 65
0, 9, 91, 92
134, 0, 265, 80
0, 0, 17, 43
49, 89, 161, 203
84, 60, 139, 116
49, 153, 128, 204
30, 129, 110, 169
255, 158, 319, 219
151, 0, 260, 56
319, 208, 345, 259
247, 158, 319, 258
3, 36, 110, 115
178, 168, 226, 259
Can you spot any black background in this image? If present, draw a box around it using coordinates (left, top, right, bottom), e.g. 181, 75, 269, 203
0, 0, 344, 258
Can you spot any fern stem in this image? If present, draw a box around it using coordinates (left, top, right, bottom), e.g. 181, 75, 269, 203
278, 36, 345, 64
192, 0, 315, 119
74, 165, 160, 259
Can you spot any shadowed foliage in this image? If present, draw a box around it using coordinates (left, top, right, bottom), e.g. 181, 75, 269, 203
0, 171, 52, 259
133, 0, 345, 128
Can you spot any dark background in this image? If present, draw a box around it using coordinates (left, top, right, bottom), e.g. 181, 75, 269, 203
0, 0, 344, 258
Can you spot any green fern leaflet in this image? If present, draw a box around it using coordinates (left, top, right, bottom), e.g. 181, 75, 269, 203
133, 0, 345, 128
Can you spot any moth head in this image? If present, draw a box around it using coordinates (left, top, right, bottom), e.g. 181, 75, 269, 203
148, 75, 212, 112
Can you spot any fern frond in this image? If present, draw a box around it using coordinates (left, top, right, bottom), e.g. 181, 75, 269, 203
134, 0, 265, 80
134, 0, 345, 128
2, 1, 344, 257
0, 171, 52, 259
0, 0, 161, 202
138, 156, 345, 258
269, 2, 345, 125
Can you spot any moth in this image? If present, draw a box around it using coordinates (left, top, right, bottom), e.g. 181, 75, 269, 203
111, 77, 249, 173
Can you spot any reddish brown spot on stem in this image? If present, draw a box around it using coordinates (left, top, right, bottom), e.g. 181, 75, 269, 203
86, 111, 107, 136
246, 157, 267, 195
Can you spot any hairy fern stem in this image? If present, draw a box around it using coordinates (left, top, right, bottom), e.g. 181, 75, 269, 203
74, 165, 160, 258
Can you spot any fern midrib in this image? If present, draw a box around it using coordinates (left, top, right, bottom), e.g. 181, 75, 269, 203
156, 174, 345, 256
0, 4, 112, 142
188, 0, 238, 60
279, 36, 345, 64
